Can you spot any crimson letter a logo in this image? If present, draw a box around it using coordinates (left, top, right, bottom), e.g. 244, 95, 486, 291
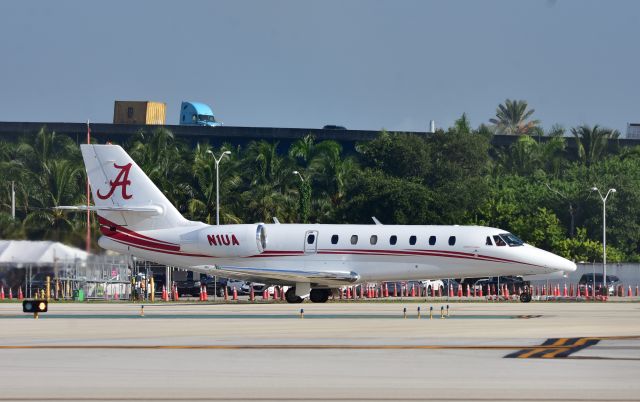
97, 163, 133, 200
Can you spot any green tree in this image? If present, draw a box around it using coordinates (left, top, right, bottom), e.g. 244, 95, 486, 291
489, 99, 540, 135
571, 124, 619, 167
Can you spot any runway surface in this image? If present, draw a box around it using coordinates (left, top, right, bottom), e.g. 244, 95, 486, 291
0, 302, 638, 401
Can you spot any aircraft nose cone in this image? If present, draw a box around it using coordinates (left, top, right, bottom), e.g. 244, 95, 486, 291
552, 254, 577, 272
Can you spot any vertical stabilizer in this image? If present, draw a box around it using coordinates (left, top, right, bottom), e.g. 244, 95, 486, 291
81, 144, 188, 231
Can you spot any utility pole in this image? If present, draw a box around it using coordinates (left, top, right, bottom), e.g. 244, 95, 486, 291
11, 181, 15, 219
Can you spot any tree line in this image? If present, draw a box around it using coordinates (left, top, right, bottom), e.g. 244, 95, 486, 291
0, 99, 638, 262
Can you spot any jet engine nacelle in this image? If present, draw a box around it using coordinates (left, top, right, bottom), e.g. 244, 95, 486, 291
180, 224, 266, 258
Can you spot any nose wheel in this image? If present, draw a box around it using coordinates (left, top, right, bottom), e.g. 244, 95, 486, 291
519, 292, 532, 303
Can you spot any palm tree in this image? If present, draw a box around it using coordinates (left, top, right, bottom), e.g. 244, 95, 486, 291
452, 113, 472, 135
489, 99, 540, 135
571, 124, 619, 167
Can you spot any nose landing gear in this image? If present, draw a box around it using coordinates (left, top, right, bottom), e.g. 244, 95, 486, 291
519, 292, 532, 303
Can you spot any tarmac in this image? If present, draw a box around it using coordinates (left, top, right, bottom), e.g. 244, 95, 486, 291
0, 301, 638, 402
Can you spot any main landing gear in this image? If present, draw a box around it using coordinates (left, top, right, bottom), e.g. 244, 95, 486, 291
519, 292, 532, 303
285, 287, 331, 303
285, 287, 303, 304
309, 289, 331, 303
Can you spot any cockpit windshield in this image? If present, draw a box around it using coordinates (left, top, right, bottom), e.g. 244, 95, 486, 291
499, 233, 524, 247
198, 114, 216, 122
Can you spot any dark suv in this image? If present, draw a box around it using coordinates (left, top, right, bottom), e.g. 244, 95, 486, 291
578, 273, 620, 296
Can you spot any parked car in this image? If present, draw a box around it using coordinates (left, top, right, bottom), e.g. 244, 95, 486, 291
473, 276, 527, 294
578, 273, 620, 296
421, 279, 445, 295
323, 124, 346, 130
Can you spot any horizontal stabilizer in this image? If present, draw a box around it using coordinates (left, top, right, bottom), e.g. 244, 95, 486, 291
56, 205, 162, 215
215, 266, 360, 286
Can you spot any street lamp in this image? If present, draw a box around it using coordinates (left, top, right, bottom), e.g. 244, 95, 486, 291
292, 170, 304, 182
591, 187, 616, 295
207, 150, 231, 225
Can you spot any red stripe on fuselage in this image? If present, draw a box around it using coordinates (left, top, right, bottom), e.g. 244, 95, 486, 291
97, 215, 178, 246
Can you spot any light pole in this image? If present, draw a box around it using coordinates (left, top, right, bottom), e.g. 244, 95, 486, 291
591, 187, 616, 295
207, 150, 231, 225
292, 170, 304, 182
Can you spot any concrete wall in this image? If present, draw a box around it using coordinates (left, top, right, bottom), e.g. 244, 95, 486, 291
531, 263, 640, 288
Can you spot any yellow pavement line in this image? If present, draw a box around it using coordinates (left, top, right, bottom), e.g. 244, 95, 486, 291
514, 337, 570, 359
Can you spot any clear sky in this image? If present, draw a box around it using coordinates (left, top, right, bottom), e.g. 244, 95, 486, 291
0, 0, 638, 133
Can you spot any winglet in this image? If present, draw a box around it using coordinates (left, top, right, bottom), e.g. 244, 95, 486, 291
372, 216, 383, 225
273, 217, 281, 224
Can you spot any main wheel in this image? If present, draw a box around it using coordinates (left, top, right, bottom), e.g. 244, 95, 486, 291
285, 287, 304, 303
519, 292, 532, 303
309, 289, 331, 303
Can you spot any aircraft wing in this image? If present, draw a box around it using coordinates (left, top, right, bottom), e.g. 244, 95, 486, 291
214, 265, 360, 286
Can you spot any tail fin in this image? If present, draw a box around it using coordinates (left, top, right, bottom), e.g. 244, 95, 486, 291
81, 144, 188, 231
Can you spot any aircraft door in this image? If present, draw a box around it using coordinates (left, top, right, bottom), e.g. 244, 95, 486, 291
304, 230, 318, 254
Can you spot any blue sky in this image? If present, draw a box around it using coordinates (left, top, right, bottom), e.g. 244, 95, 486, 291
0, 0, 638, 133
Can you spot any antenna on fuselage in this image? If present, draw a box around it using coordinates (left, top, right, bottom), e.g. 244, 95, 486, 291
273, 217, 281, 224
372, 216, 383, 225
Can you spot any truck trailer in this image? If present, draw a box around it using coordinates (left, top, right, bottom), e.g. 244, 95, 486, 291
113, 101, 166, 125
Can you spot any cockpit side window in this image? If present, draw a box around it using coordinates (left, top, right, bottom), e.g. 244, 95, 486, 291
486, 236, 493, 246
493, 235, 506, 246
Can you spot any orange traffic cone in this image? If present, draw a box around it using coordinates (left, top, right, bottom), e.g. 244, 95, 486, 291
636, 285, 639, 297
346, 287, 351, 299
504, 285, 510, 298
0, 287, 4, 300
162, 285, 168, 301
478, 285, 483, 297
449, 284, 454, 298
393, 285, 397, 297
224, 287, 229, 301
628, 286, 632, 297
410, 285, 416, 298
114, 291, 119, 300
8, 288, 13, 300
249, 288, 255, 302
18, 287, 23, 300
466, 284, 471, 298
563, 283, 568, 297
232, 287, 238, 301
262, 289, 268, 300
384, 284, 389, 298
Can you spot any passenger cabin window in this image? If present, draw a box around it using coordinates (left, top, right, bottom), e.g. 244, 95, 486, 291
486, 236, 493, 246
331, 235, 339, 245
351, 235, 358, 245
370, 235, 378, 245
448, 236, 456, 246
307, 234, 315, 244
493, 235, 506, 246
429, 236, 436, 246
409, 235, 417, 245
390, 235, 397, 245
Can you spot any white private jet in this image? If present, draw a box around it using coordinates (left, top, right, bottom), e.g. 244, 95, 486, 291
62, 144, 576, 303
